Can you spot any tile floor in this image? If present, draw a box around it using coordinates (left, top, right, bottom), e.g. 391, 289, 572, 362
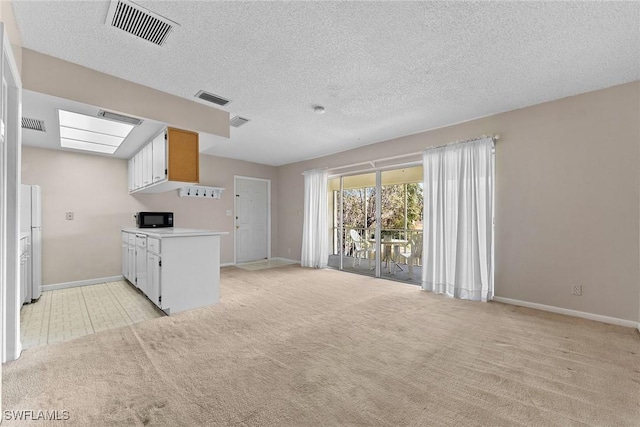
235, 258, 299, 271
20, 281, 163, 350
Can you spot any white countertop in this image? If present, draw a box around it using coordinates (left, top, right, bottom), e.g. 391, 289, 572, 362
122, 228, 228, 238
20, 232, 30, 240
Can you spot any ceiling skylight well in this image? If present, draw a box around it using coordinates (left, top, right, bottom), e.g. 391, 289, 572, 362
58, 110, 135, 154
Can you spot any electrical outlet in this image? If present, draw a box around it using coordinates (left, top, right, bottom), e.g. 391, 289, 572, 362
65, 212, 74, 221
572, 285, 582, 296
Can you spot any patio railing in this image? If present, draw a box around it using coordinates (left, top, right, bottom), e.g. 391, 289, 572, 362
331, 227, 423, 257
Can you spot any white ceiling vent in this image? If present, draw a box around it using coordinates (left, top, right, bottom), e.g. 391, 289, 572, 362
22, 117, 46, 132
230, 116, 250, 128
106, 0, 178, 46
195, 90, 231, 107
97, 110, 143, 126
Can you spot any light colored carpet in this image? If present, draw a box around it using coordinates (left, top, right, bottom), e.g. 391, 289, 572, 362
3, 266, 639, 426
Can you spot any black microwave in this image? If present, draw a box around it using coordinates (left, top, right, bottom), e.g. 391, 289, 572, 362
136, 212, 173, 228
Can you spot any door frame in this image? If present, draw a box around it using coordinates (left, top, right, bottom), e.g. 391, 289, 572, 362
233, 176, 271, 265
1, 24, 23, 366
331, 163, 424, 279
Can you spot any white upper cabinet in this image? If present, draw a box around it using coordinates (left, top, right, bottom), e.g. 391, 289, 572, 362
127, 158, 135, 192
128, 127, 199, 194
142, 143, 153, 187
152, 132, 166, 184
133, 151, 143, 190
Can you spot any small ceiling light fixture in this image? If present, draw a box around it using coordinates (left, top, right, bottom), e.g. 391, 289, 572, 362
314, 105, 326, 115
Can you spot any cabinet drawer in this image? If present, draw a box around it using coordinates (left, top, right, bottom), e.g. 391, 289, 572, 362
128, 234, 136, 245
136, 235, 147, 248
122, 232, 129, 243
147, 238, 161, 254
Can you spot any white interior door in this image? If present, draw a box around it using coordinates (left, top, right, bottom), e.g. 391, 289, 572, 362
235, 177, 269, 263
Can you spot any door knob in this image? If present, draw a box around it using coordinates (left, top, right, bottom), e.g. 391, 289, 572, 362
236, 225, 240, 229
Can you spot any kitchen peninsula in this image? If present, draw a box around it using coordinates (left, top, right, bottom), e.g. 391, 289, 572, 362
121, 228, 228, 314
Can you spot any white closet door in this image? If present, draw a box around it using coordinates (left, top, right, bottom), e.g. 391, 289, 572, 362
236, 178, 269, 263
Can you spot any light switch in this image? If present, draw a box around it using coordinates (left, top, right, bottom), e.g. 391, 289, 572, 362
66, 212, 74, 221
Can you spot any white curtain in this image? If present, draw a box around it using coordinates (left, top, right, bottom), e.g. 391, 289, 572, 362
422, 137, 494, 301
301, 168, 329, 268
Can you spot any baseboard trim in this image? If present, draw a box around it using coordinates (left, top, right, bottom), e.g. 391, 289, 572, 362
271, 257, 300, 264
42, 275, 125, 292
224, 258, 300, 268
493, 296, 638, 329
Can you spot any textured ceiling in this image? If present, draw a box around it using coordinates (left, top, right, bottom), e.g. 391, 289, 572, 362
13, 1, 640, 166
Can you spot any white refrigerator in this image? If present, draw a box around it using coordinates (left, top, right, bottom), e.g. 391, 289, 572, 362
20, 184, 42, 303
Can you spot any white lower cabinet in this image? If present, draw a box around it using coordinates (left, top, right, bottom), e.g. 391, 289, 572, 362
122, 232, 136, 283
146, 237, 161, 308
122, 243, 128, 279
122, 228, 223, 314
127, 244, 136, 283
135, 234, 147, 294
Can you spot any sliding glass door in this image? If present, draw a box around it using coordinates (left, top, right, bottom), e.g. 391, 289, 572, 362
379, 167, 423, 283
328, 166, 423, 285
328, 173, 376, 277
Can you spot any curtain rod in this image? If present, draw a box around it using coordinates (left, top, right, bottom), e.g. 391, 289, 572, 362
302, 134, 500, 176
328, 151, 424, 173
425, 134, 500, 152
327, 160, 424, 179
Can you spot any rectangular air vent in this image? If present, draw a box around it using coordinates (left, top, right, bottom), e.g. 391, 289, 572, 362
230, 116, 250, 128
97, 110, 143, 126
22, 118, 46, 132
195, 90, 231, 107
106, 0, 177, 46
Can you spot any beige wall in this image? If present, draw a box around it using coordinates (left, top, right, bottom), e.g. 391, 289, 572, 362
22, 147, 135, 285
277, 82, 640, 322
22, 146, 278, 285
133, 154, 279, 266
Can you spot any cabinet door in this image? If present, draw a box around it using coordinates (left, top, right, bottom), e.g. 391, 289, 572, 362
127, 245, 136, 283
142, 144, 153, 187
127, 158, 134, 192
147, 252, 161, 307
136, 246, 147, 294
122, 243, 128, 279
167, 127, 199, 183
152, 133, 166, 184
134, 152, 143, 189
